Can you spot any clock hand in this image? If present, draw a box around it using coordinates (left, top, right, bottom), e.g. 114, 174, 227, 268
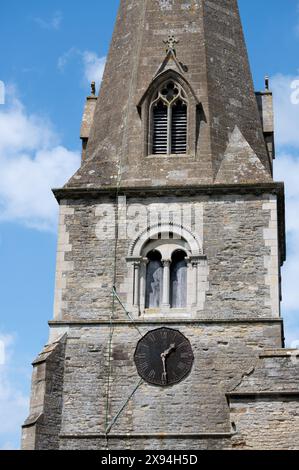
161, 356, 167, 384
161, 343, 176, 359
161, 344, 176, 384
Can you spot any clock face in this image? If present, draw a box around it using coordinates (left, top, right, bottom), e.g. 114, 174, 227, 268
134, 328, 194, 387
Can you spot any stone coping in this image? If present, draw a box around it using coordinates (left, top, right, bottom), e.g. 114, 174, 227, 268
53, 182, 284, 200
227, 391, 299, 399
22, 413, 44, 428
59, 432, 233, 440
49, 318, 283, 327
260, 349, 299, 358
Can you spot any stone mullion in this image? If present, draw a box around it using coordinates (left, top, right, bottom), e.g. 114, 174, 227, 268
162, 259, 171, 308
133, 261, 141, 308
167, 105, 172, 155
139, 259, 148, 315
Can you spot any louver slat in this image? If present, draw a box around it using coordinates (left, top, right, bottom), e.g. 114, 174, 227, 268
153, 103, 168, 154
171, 102, 187, 154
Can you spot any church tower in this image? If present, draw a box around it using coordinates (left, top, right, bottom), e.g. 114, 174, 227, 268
22, 0, 299, 450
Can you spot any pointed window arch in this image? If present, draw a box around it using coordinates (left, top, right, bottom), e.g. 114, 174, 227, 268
150, 81, 188, 155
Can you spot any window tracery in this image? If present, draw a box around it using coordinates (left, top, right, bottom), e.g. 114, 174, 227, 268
150, 81, 188, 155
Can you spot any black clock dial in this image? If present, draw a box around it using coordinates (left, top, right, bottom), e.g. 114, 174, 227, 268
134, 328, 194, 387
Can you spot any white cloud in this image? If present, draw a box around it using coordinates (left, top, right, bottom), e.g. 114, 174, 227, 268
33, 11, 63, 31
0, 88, 80, 231
0, 442, 17, 450
271, 73, 299, 148
58, 49, 106, 90
0, 333, 29, 449
57, 47, 79, 72
82, 52, 106, 89
0, 341, 5, 366
274, 152, 299, 315
271, 72, 299, 343
0, 81, 5, 105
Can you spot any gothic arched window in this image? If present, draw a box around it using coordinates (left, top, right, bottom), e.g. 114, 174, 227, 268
151, 81, 188, 155
145, 250, 163, 308
170, 250, 187, 308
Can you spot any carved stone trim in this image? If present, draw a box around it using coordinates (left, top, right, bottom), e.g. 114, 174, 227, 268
128, 222, 203, 258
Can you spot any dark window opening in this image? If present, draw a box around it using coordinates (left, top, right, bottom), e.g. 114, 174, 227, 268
170, 250, 187, 308
153, 101, 168, 155
145, 250, 163, 308
171, 100, 187, 154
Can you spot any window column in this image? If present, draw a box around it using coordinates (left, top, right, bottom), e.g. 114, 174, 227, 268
133, 260, 141, 308
139, 258, 148, 314
189, 255, 208, 310
161, 259, 171, 308
190, 258, 199, 308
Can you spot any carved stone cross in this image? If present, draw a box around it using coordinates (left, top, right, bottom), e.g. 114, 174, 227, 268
164, 34, 179, 53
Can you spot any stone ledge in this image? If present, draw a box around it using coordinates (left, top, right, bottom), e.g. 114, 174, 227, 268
260, 349, 299, 358
59, 432, 234, 440
227, 391, 299, 399
53, 182, 284, 200
49, 318, 283, 327
22, 413, 44, 428
31, 334, 67, 365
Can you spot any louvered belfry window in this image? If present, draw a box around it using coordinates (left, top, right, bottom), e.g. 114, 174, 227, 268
153, 101, 168, 154
151, 81, 188, 155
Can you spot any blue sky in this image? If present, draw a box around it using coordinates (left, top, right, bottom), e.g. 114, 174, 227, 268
0, 0, 299, 450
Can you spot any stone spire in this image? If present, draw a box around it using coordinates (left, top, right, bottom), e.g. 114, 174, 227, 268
66, 0, 272, 189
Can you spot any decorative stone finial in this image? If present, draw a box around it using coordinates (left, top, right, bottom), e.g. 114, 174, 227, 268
91, 81, 96, 96
265, 76, 270, 91
163, 34, 179, 54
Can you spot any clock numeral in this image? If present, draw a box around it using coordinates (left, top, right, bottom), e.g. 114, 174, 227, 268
148, 369, 156, 380
147, 333, 156, 343
171, 370, 180, 381
172, 332, 180, 342
160, 330, 168, 340
138, 361, 149, 372
180, 352, 192, 359
135, 353, 147, 361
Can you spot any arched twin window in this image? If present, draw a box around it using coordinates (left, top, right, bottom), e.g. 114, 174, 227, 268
127, 225, 209, 316
145, 249, 187, 309
150, 81, 188, 155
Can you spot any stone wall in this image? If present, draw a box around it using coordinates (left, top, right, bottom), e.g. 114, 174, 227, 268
59, 436, 233, 451
54, 321, 282, 449
53, 192, 279, 323
22, 335, 66, 450
230, 398, 299, 450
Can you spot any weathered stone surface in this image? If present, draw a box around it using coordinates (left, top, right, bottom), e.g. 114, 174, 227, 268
65, 0, 271, 189
49, 193, 280, 323
230, 398, 299, 450
22, 0, 298, 451
80, 94, 97, 161
57, 323, 281, 439
22, 335, 66, 450
215, 127, 272, 184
